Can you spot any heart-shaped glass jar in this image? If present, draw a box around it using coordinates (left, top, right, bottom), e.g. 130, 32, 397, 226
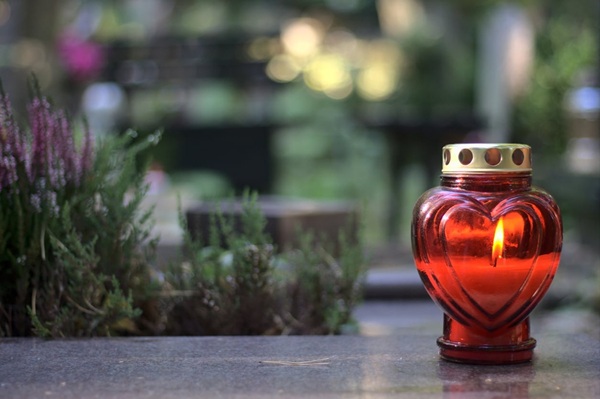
412, 144, 562, 364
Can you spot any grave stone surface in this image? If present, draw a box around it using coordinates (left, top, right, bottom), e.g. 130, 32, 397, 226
1, 333, 598, 398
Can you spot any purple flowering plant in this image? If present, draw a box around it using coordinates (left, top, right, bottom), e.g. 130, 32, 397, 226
0, 82, 365, 337
0, 82, 158, 337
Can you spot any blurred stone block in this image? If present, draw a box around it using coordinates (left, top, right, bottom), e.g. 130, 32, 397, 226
185, 197, 358, 255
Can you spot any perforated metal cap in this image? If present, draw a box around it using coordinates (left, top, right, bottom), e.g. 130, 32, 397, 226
442, 143, 532, 174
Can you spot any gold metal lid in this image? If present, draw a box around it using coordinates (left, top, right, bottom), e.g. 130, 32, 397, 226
442, 143, 532, 174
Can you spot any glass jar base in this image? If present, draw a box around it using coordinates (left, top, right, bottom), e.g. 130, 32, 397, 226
437, 337, 536, 365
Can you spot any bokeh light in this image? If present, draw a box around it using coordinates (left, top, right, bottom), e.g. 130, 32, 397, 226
281, 18, 324, 60
0, 1, 11, 27
10, 39, 46, 69
269, 17, 405, 102
303, 53, 352, 99
247, 36, 280, 61
357, 64, 398, 101
266, 54, 302, 83
356, 39, 403, 101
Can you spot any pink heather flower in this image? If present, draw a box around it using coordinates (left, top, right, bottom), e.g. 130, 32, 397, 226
28, 97, 52, 183
30, 193, 42, 212
1, 89, 95, 196
27, 95, 94, 190
58, 33, 105, 82
0, 93, 28, 190
0, 154, 17, 190
79, 122, 94, 183
46, 190, 58, 217
57, 109, 77, 184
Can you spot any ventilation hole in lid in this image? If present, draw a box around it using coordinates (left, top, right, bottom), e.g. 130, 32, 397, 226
484, 148, 502, 166
512, 149, 525, 165
443, 149, 451, 165
458, 149, 473, 165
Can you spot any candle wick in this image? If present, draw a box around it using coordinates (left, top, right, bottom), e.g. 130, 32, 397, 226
491, 253, 503, 267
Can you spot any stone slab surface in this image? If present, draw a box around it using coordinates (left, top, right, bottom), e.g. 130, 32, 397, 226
1, 333, 598, 399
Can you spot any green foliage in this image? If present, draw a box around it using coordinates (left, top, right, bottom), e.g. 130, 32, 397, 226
77, 130, 160, 300
164, 192, 279, 335
33, 132, 158, 337
0, 86, 158, 337
164, 192, 366, 335
1, 86, 363, 337
512, 9, 597, 158
284, 227, 364, 334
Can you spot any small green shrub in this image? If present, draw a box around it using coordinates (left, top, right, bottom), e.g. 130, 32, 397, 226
163, 192, 366, 335
0, 83, 158, 337
284, 228, 364, 334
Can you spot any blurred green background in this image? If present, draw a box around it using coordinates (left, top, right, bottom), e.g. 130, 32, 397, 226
1, 0, 598, 311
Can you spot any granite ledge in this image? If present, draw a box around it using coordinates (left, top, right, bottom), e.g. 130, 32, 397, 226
1, 333, 598, 399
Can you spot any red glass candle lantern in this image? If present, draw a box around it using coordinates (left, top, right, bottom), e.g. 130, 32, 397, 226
411, 144, 562, 364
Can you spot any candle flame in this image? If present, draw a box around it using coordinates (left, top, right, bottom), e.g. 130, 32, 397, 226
492, 218, 504, 267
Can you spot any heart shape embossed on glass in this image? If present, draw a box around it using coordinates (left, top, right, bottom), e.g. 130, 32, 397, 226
429, 199, 558, 331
